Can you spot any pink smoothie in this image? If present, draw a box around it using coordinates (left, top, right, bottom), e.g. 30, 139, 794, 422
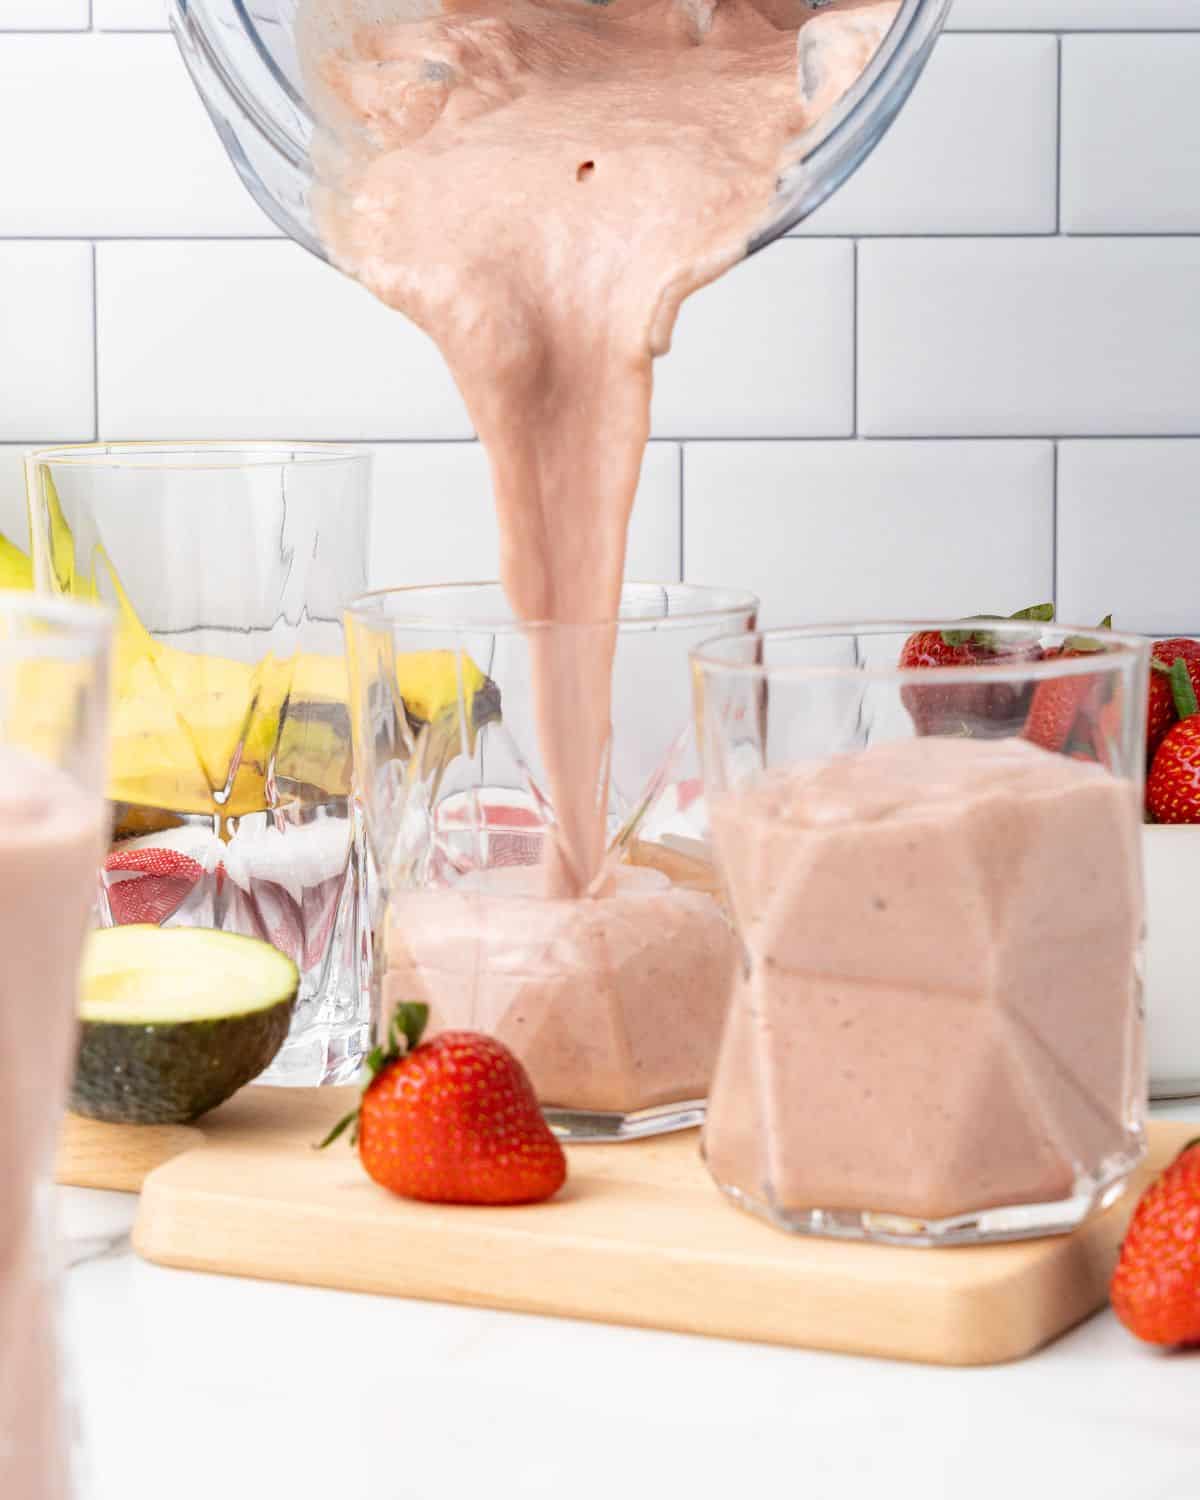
303, 0, 897, 897
384, 866, 737, 1111
704, 737, 1144, 1223
301, 0, 897, 1107
0, 751, 105, 1500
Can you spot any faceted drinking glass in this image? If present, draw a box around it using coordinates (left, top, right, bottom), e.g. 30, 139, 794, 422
0, 594, 110, 1500
692, 622, 1151, 1244
26, 443, 371, 1087
345, 581, 758, 1140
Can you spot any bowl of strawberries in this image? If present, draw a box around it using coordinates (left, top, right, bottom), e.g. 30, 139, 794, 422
1141, 637, 1200, 1100
899, 608, 1200, 1102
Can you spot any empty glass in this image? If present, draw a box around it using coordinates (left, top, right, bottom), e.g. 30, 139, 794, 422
693, 622, 1150, 1244
0, 594, 110, 1500
345, 581, 757, 1139
26, 443, 371, 1087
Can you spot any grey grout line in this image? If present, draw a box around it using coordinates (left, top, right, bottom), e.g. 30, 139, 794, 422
90, 242, 99, 441
787, 230, 1200, 240
677, 444, 686, 583
942, 28, 1200, 35
851, 239, 859, 440
0, 235, 287, 243
1051, 440, 1060, 610
1054, 35, 1063, 236
650, 434, 1198, 443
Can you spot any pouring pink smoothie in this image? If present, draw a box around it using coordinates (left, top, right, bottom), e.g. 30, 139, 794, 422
301, 0, 897, 1115
303, 0, 896, 896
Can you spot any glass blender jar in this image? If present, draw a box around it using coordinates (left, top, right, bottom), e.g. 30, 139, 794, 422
169, 0, 951, 264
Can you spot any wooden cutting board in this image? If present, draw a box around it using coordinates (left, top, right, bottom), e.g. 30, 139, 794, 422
57, 1091, 1191, 1367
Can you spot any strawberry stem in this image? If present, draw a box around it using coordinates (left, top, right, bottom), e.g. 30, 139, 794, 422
315, 1003, 431, 1152
394, 1002, 430, 1055
1061, 616, 1111, 655
317, 1110, 358, 1150
1168, 659, 1199, 721
1009, 603, 1056, 624
942, 603, 1055, 651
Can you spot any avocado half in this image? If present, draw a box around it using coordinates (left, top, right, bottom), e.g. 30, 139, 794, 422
71, 926, 299, 1125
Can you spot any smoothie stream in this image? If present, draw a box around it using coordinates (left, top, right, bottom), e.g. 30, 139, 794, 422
303, 0, 895, 897
300, 0, 896, 1107
0, 752, 107, 1500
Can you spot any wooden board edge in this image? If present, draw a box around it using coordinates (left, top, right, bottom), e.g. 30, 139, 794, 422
128, 1174, 1095, 1368
55, 1113, 205, 1193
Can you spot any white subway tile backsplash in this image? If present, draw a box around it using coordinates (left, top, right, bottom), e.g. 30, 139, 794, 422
1058, 441, 1200, 635
96, 241, 471, 440
1062, 37, 1200, 234
369, 443, 680, 590
0, 37, 275, 236
859, 239, 1200, 438
797, 36, 1057, 237
0, 245, 94, 442
682, 441, 1053, 625
651, 241, 853, 439
948, 1, 1200, 29
0, 1, 87, 27
0, 0, 1198, 639
94, 0, 167, 26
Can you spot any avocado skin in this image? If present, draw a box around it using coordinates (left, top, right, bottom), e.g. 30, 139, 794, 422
70, 995, 297, 1125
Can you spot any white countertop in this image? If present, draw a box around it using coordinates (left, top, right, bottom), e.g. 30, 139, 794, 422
61, 1100, 1200, 1500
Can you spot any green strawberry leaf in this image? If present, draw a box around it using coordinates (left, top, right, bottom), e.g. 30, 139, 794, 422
317, 1109, 358, 1150
942, 602, 1054, 652
1169, 658, 1200, 721
393, 1002, 430, 1055
316, 1003, 430, 1151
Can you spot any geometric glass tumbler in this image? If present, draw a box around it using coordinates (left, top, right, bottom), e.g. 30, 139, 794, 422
26, 441, 371, 1086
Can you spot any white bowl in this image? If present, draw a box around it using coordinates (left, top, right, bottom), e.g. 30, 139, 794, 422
1143, 824, 1200, 1098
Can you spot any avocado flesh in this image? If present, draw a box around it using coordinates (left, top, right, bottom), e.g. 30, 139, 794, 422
71, 926, 299, 1125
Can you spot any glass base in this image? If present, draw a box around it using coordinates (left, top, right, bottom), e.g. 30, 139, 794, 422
709, 1149, 1142, 1247
545, 1098, 705, 1142
257, 1017, 369, 1088
1150, 1076, 1200, 1102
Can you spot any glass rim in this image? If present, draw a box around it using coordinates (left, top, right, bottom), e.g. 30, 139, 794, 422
0, 590, 112, 661
23, 440, 370, 472
691, 620, 1151, 687
345, 580, 760, 634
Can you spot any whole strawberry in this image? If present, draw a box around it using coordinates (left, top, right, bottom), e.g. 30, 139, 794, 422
1021, 620, 1111, 755
1111, 1139, 1200, 1348
1147, 672, 1178, 763
1147, 638, 1200, 763
899, 604, 1053, 737
322, 1004, 567, 1206
1147, 659, 1200, 824
1147, 720, 1200, 824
